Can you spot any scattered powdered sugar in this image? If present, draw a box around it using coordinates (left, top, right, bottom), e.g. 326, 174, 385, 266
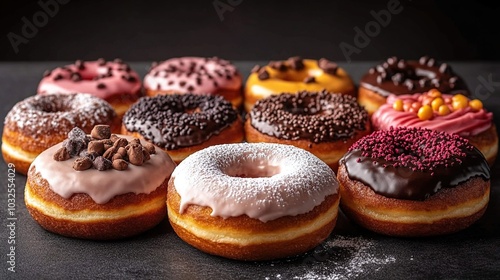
173, 143, 338, 222
262, 235, 396, 280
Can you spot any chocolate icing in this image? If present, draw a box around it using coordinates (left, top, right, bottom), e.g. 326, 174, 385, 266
341, 128, 490, 201
249, 90, 368, 143
360, 56, 469, 97
123, 94, 238, 150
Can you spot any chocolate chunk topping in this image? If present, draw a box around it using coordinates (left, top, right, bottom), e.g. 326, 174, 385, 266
304, 76, 316, 84
91, 125, 111, 140
54, 125, 154, 172
73, 157, 93, 171
43, 70, 52, 77
75, 60, 85, 70
93, 156, 112, 171
54, 74, 63, 81
53, 147, 71, 161
97, 83, 106, 89
318, 58, 338, 75
360, 56, 469, 96
251, 65, 261, 73
258, 69, 270, 80
70, 72, 82, 82
287, 56, 305, 70
269, 61, 287, 71
97, 58, 106, 66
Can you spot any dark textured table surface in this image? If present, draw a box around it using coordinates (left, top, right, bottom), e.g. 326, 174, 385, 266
0, 61, 499, 280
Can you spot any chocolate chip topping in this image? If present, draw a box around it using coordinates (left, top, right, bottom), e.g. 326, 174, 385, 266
257, 69, 270, 80
249, 90, 368, 143
123, 94, 238, 150
318, 58, 338, 75
287, 56, 305, 70
54, 126, 156, 171
360, 56, 469, 97
304, 76, 316, 84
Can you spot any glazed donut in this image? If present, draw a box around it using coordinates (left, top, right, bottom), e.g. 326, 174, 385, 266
244, 57, 356, 111
143, 57, 243, 108
359, 56, 469, 115
2, 93, 116, 175
245, 90, 370, 170
121, 94, 244, 163
337, 127, 490, 237
37, 58, 142, 119
372, 89, 498, 166
167, 143, 340, 261
24, 125, 176, 240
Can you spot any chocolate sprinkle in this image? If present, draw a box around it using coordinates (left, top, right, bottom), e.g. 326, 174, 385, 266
249, 90, 368, 143
123, 94, 238, 150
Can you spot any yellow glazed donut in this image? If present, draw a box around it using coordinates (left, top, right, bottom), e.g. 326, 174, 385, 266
244, 57, 356, 111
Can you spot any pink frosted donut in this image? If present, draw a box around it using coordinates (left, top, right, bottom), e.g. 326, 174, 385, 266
37, 59, 142, 118
167, 143, 340, 260
144, 57, 243, 108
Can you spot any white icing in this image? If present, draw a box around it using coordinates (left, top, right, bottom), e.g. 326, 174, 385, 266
173, 143, 338, 222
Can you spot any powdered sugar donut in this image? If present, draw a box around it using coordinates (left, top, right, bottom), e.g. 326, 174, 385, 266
2, 93, 116, 175
167, 143, 340, 260
144, 57, 243, 108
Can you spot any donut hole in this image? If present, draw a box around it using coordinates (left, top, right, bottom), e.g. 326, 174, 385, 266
223, 160, 281, 178
36, 101, 69, 113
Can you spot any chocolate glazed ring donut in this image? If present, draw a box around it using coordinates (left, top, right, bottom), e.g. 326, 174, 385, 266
358, 56, 469, 115
121, 94, 244, 163
245, 90, 370, 170
337, 127, 490, 237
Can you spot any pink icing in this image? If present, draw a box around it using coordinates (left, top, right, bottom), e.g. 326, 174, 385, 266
372, 94, 493, 136
172, 143, 338, 222
30, 135, 176, 204
37, 59, 141, 100
143, 57, 241, 94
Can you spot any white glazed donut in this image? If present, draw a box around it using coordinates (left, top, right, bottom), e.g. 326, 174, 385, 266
167, 142, 340, 261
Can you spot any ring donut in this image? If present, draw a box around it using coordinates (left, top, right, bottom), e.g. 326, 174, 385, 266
244, 57, 356, 111
167, 143, 340, 260
121, 94, 244, 163
372, 89, 498, 166
337, 127, 490, 237
2, 93, 116, 174
37, 58, 142, 119
359, 56, 469, 115
143, 57, 243, 108
245, 90, 370, 170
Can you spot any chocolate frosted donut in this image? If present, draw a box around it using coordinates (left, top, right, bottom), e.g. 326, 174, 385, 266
337, 127, 490, 236
359, 56, 469, 114
245, 90, 370, 170
122, 94, 244, 163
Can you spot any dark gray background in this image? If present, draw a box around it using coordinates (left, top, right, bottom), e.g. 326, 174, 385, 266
1, 0, 500, 62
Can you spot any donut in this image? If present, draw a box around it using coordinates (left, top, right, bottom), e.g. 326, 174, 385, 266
2, 93, 116, 175
244, 57, 356, 111
121, 94, 244, 163
337, 127, 490, 237
24, 125, 176, 240
167, 143, 340, 260
143, 57, 243, 108
245, 90, 370, 170
359, 56, 469, 115
372, 89, 498, 166
37, 58, 142, 119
